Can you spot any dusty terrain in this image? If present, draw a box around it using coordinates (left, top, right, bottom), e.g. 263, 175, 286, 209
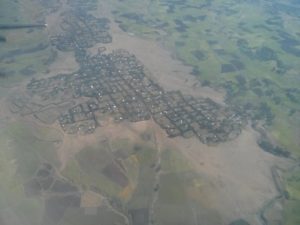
172, 126, 292, 225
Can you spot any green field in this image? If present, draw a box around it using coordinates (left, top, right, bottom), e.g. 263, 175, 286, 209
62, 143, 124, 196
283, 200, 300, 225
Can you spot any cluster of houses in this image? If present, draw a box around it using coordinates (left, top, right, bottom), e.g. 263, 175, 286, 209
26, 49, 245, 144
50, 10, 112, 51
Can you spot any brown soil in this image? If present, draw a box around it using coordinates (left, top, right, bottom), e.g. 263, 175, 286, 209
81, 190, 103, 208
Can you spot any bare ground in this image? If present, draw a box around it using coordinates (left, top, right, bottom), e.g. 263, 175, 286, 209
165, 125, 293, 225
55, 118, 152, 170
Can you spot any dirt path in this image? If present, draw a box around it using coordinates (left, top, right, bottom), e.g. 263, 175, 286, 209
148, 120, 164, 225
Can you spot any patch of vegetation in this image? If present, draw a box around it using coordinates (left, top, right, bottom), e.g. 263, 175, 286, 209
158, 173, 186, 204
283, 200, 300, 225
6, 121, 61, 181
282, 166, 300, 225
257, 139, 290, 158
0, 35, 6, 42
161, 149, 191, 173
63, 138, 158, 203
285, 167, 300, 201
62, 145, 122, 196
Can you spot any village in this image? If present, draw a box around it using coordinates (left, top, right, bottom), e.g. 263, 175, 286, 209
50, 10, 112, 51
26, 48, 246, 144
